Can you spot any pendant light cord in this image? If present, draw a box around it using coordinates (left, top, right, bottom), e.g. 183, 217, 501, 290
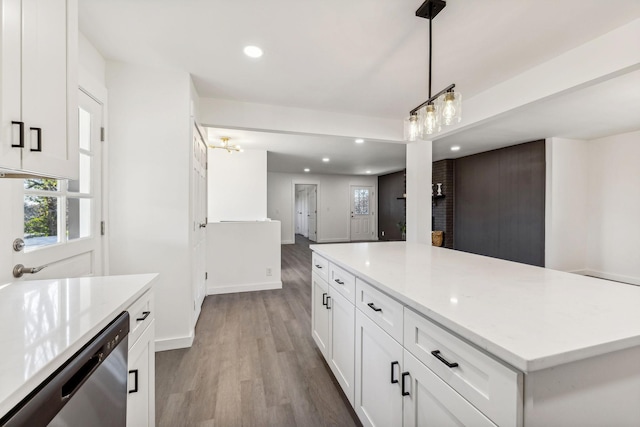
428, 3, 433, 99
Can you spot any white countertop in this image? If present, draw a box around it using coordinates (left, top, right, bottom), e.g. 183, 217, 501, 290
0, 273, 157, 417
311, 242, 640, 372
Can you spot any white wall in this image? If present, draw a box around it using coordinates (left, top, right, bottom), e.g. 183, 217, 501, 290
206, 221, 281, 294
586, 131, 640, 285
267, 172, 377, 244
78, 32, 106, 86
545, 138, 589, 272
208, 149, 267, 221
106, 62, 194, 349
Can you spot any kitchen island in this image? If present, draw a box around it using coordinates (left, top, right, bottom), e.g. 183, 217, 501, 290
0, 274, 157, 420
311, 242, 640, 426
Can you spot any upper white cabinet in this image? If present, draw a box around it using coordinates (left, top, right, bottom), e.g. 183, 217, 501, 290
0, 0, 78, 178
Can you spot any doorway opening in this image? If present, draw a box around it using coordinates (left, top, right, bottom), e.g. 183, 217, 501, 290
295, 184, 318, 242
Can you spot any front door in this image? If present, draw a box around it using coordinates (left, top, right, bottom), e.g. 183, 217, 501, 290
12, 89, 104, 279
350, 186, 375, 241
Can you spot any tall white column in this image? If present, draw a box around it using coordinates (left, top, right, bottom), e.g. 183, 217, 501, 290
406, 141, 432, 244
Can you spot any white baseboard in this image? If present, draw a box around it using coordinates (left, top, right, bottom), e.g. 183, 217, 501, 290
155, 333, 194, 352
207, 281, 283, 295
569, 269, 590, 276
582, 270, 640, 286
282, 239, 295, 244
316, 238, 350, 243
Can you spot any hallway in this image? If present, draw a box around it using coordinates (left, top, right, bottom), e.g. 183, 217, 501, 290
155, 235, 360, 426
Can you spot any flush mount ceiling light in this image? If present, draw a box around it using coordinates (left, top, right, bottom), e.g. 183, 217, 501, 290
243, 45, 263, 58
322, 157, 330, 162
208, 137, 243, 153
355, 139, 365, 144
403, 0, 462, 141
304, 168, 310, 172
451, 145, 460, 151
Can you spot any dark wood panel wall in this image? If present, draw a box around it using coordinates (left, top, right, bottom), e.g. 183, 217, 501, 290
432, 160, 455, 249
454, 140, 546, 267
377, 170, 405, 241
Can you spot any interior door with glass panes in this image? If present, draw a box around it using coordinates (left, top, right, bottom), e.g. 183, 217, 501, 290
12, 89, 103, 280
350, 186, 375, 241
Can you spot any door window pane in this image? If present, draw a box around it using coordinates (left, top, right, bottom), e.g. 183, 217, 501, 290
24, 178, 58, 191
68, 153, 91, 193
24, 195, 59, 248
67, 198, 91, 240
79, 107, 91, 151
354, 189, 370, 215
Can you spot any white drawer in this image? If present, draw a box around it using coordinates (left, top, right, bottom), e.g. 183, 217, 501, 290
128, 290, 154, 349
329, 263, 356, 304
312, 252, 329, 282
404, 308, 522, 427
356, 279, 403, 343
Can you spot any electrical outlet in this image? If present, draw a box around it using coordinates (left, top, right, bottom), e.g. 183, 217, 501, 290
266, 267, 272, 276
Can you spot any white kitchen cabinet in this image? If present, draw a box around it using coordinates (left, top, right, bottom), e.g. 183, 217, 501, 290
312, 272, 330, 358
127, 290, 156, 427
0, 0, 78, 178
327, 287, 355, 405
355, 309, 403, 427
403, 350, 497, 427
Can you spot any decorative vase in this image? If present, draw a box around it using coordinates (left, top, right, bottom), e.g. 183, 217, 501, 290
436, 183, 443, 196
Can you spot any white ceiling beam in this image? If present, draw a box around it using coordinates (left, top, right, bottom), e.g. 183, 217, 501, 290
198, 97, 404, 143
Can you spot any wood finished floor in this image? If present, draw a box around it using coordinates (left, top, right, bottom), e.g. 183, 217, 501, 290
155, 235, 361, 427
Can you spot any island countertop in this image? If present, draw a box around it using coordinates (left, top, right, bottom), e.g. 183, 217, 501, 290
310, 242, 640, 373
0, 273, 158, 417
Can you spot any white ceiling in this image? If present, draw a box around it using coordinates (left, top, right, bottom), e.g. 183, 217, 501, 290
79, 1, 640, 171
206, 128, 406, 175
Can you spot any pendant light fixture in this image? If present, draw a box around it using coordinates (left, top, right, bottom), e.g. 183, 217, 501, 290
403, 0, 461, 141
208, 137, 243, 153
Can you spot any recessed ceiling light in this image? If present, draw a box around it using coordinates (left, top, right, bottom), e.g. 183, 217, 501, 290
366, 170, 372, 174
451, 146, 461, 151
243, 45, 263, 58
355, 139, 365, 144
304, 168, 310, 172
322, 157, 330, 162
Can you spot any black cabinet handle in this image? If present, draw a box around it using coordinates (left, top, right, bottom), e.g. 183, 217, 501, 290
367, 302, 382, 312
314, 264, 323, 269
136, 311, 151, 322
431, 350, 459, 368
326, 296, 331, 309
334, 279, 344, 285
322, 292, 327, 306
30, 127, 42, 152
128, 369, 139, 393
390, 361, 399, 384
401, 372, 410, 396
11, 121, 24, 148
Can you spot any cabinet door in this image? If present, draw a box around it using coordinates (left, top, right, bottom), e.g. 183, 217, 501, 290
355, 309, 403, 427
311, 273, 330, 358
0, 0, 22, 170
328, 287, 355, 405
20, 0, 78, 178
403, 351, 496, 427
127, 320, 156, 427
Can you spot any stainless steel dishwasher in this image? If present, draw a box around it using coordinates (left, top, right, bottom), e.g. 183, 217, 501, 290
1, 312, 130, 427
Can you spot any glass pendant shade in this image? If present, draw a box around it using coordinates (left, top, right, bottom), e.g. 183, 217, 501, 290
438, 91, 462, 126
419, 103, 441, 138
404, 115, 419, 141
